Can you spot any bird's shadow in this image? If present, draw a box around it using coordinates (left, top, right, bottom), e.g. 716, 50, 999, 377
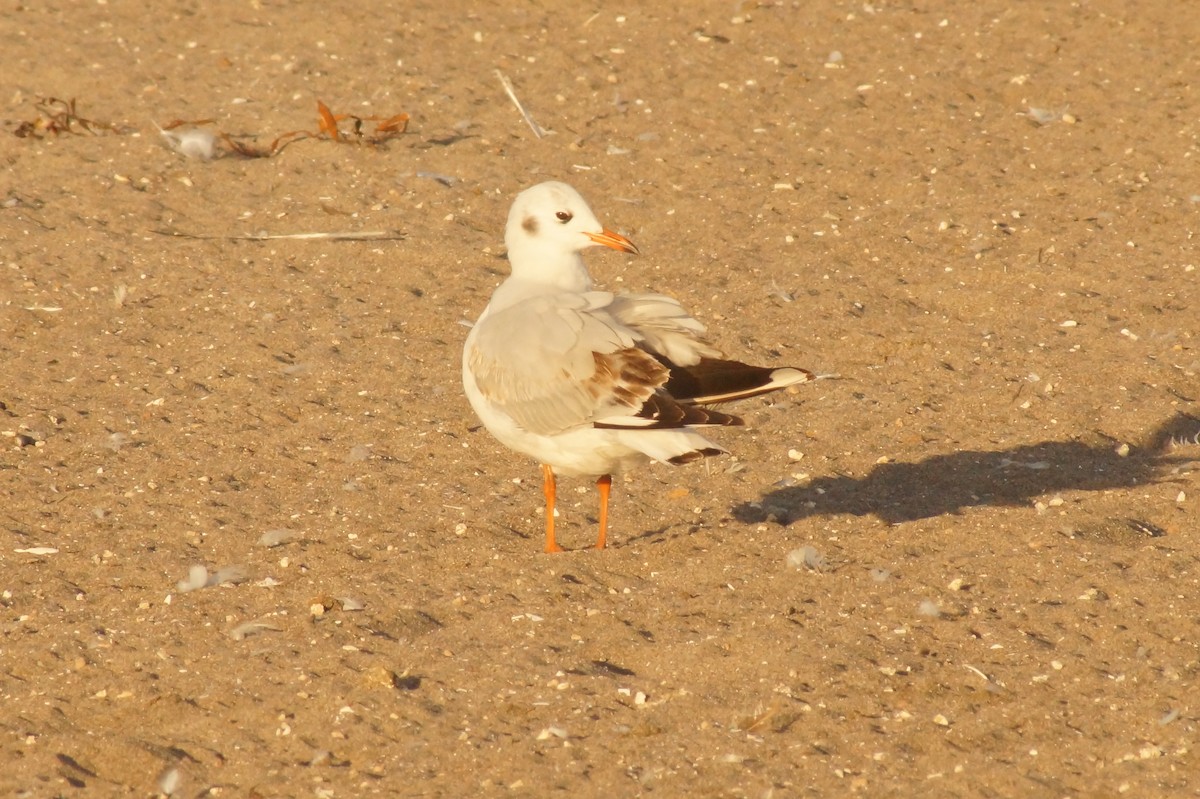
734, 413, 1199, 526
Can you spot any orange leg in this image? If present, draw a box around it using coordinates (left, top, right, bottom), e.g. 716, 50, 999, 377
595, 474, 612, 550
542, 464, 563, 553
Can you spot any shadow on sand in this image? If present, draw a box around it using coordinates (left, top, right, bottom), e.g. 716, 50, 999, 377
734, 413, 1199, 526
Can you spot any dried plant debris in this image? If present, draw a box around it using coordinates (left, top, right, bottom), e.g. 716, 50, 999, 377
12, 97, 130, 138
736, 703, 801, 734
156, 117, 301, 160
1123, 518, 1167, 538
15, 546, 58, 556
154, 228, 406, 242
158, 100, 409, 160
316, 99, 411, 141
496, 70, 551, 139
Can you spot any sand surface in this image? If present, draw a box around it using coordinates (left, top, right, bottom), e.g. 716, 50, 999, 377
3, 1, 1198, 796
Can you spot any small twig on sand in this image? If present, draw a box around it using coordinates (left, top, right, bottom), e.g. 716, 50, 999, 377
153, 229, 406, 242
496, 70, 551, 139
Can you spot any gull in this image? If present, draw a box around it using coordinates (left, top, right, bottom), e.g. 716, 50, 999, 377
463, 181, 814, 552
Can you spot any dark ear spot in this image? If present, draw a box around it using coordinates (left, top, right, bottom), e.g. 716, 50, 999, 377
522, 216, 538, 234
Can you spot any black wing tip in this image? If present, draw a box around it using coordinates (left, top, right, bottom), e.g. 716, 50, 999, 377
593, 393, 744, 430
663, 357, 816, 404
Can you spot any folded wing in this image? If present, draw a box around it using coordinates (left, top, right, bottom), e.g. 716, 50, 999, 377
467, 291, 806, 437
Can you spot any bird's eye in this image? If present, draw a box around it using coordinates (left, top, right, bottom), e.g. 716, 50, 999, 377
555, 211, 573, 223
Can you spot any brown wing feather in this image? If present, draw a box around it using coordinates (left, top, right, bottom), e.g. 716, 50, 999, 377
588, 349, 745, 431
585, 348, 665, 409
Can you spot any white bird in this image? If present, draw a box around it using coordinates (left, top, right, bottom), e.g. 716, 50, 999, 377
463, 181, 814, 552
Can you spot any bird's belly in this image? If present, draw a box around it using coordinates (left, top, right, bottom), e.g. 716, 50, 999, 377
495, 423, 645, 478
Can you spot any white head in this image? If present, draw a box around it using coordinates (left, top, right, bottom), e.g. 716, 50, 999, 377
503, 181, 638, 291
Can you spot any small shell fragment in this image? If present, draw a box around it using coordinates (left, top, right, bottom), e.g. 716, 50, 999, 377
1027, 106, 1070, 125
177, 564, 247, 592
786, 546, 826, 572
158, 766, 182, 796
159, 125, 219, 160
227, 621, 282, 640
917, 600, 941, 617
346, 444, 373, 462
259, 529, 302, 547
177, 565, 209, 592
339, 596, 366, 611
209, 566, 248, 587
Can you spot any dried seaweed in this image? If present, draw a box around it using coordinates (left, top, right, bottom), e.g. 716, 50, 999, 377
160, 100, 409, 159
11, 96, 409, 158
12, 97, 128, 138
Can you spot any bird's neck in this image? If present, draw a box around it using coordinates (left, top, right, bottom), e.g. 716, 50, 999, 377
506, 247, 594, 294
487, 254, 593, 315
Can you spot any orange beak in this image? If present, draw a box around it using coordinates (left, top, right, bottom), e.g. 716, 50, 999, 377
585, 228, 640, 255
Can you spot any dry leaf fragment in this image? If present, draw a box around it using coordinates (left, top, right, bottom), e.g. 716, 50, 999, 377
312, 100, 410, 144
316, 100, 340, 141
375, 112, 410, 134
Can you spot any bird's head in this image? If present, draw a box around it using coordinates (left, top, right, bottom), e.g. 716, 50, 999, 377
504, 181, 638, 288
